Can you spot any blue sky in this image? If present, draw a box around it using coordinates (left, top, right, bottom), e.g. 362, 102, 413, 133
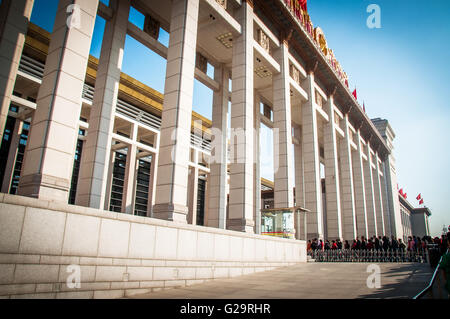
29, 0, 449, 236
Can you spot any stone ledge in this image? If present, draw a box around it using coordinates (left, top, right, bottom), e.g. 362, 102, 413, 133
0, 193, 306, 245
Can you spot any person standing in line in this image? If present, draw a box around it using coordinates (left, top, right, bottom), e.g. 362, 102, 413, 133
337, 239, 342, 250
367, 239, 374, 250
361, 236, 367, 250
344, 240, 350, 250
391, 236, 399, 250
356, 238, 362, 250
439, 235, 450, 299
408, 236, 415, 252
398, 239, 406, 251
331, 240, 338, 250
382, 236, 389, 251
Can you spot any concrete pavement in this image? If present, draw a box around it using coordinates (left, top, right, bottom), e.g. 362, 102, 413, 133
129, 263, 433, 299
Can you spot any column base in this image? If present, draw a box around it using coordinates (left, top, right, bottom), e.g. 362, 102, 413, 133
152, 203, 188, 223
227, 218, 255, 233
17, 174, 70, 202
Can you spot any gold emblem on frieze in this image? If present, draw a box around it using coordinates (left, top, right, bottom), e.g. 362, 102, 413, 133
314, 27, 328, 56
315, 90, 323, 108
290, 64, 301, 85
196, 53, 208, 73
258, 29, 270, 54
144, 15, 160, 40
215, 0, 227, 9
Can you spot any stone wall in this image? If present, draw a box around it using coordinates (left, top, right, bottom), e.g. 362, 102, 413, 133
0, 194, 306, 299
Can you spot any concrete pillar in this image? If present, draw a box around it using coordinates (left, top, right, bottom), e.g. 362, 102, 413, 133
207, 65, 228, 229
293, 123, 305, 240
0, 0, 34, 145
272, 42, 294, 208
121, 124, 138, 214
76, 0, 131, 209
323, 96, 342, 240
1, 119, 23, 193
103, 149, 116, 211
253, 93, 261, 234
383, 156, 402, 238
339, 115, 357, 241
228, 0, 254, 233
380, 167, 391, 236
153, 0, 199, 223
203, 173, 210, 226
374, 153, 386, 236
147, 153, 158, 217
187, 156, 199, 225
18, 0, 99, 201
363, 144, 378, 238
352, 130, 368, 239
302, 73, 323, 240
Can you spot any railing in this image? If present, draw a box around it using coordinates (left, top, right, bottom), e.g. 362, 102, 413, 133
18, 55, 45, 79
308, 249, 429, 263
414, 249, 448, 299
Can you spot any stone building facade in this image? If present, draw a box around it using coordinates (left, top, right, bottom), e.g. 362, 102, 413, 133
0, 0, 409, 243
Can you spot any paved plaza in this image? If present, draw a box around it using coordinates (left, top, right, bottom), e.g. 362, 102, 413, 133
130, 263, 433, 299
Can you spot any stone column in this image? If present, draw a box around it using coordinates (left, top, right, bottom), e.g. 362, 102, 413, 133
363, 143, 378, 238
302, 73, 323, 240
323, 96, 342, 240
147, 153, 158, 217
272, 42, 294, 208
0, 0, 34, 145
380, 171, 391, 236
339, 114, 357, 241
153, 0, 199, 223
383, 158, 401, 238
103, 149, 116, 210
374, 153, 386, 236
352, 130, 368, 239
187, 155, 199, 225
121, 124, 138, 214
18, 0, 99, 201
253, 93, 261, 234
228, 0, 254, 233
293, 123, 304, 240
76, 0, 131, 209
1, 119, 23, 193
207, 65, 228, 229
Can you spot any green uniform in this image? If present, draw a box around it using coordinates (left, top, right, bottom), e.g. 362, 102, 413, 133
440, 251, 450, 294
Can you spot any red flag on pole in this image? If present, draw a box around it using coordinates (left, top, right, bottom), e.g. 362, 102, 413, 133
419, 199, 424, 205
352, 88, 357, 100
399, 188, 404, 196
404, 193, 407, 199
416, 194, 422, 201
299, 0, 307, 11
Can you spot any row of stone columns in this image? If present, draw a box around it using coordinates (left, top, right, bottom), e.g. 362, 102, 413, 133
0, 0, 402, 242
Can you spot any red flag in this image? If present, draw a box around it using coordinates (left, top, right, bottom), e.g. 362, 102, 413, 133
399, 188, 404, 196
404, 193, 407, 199
352, 88, 357, 100
416, 194, 422, 201
419, 199, 424, 205
299, 0, 307, 11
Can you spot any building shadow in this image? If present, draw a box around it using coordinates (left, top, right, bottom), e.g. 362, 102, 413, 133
358, 263, 435, 299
